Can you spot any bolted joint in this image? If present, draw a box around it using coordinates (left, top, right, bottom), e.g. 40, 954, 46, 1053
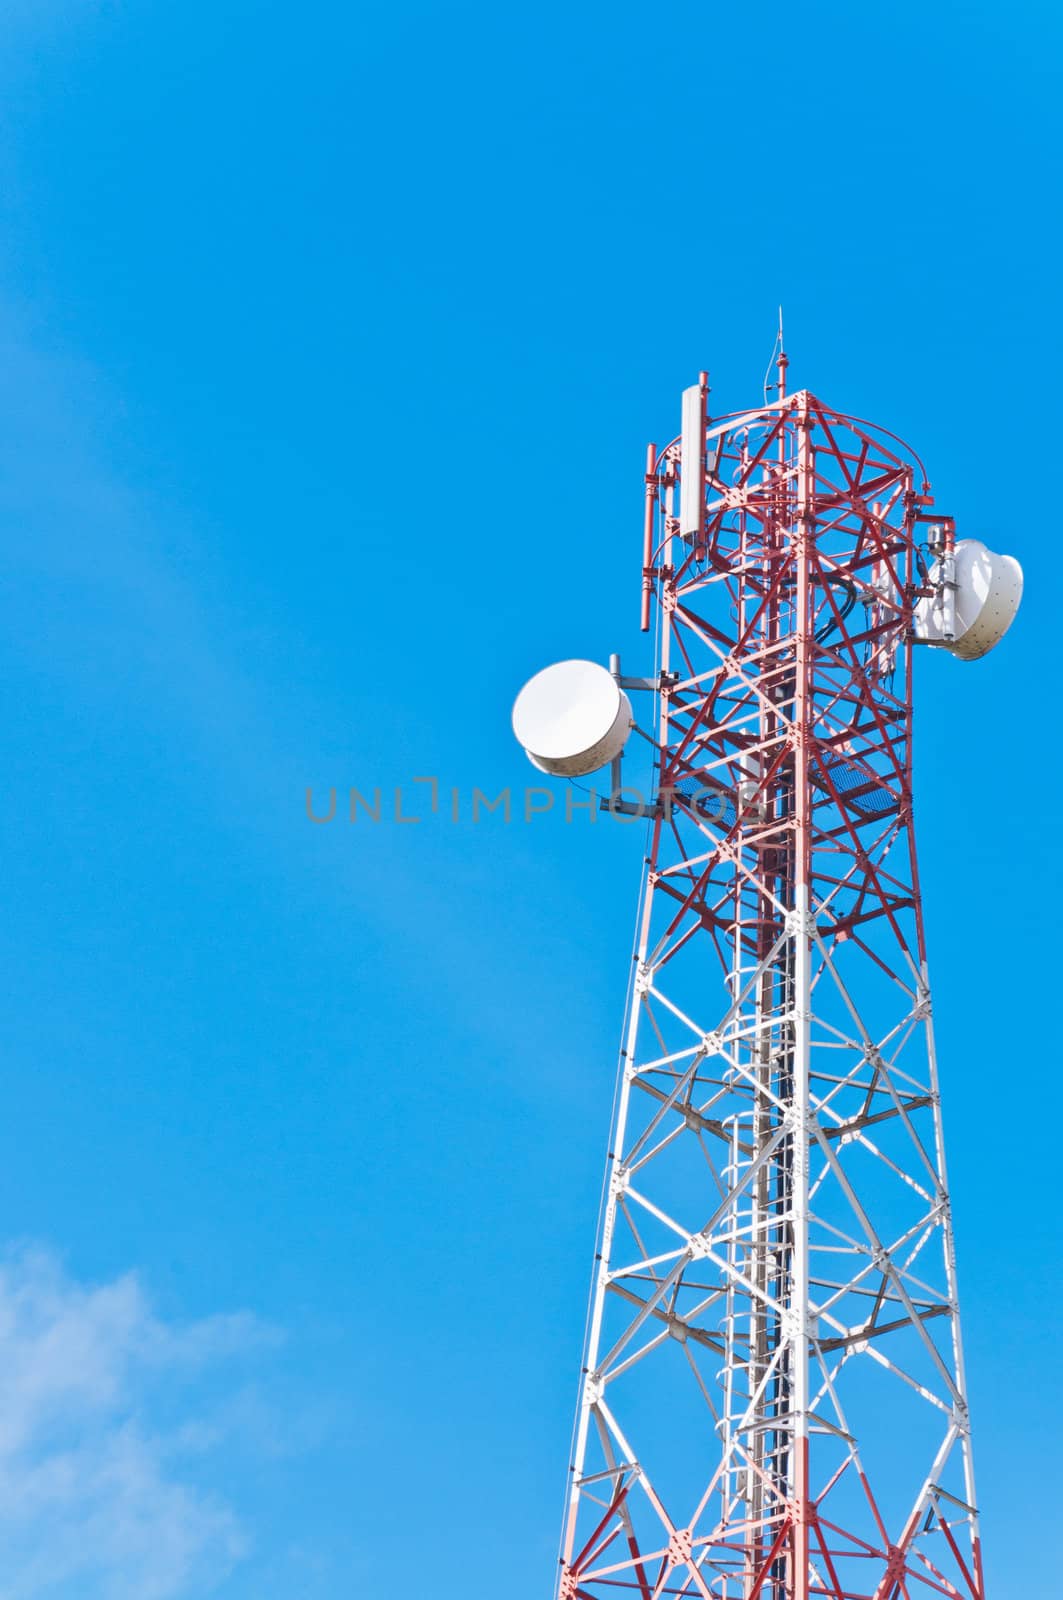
785, 907, 815, 939
781, 1306, 803, 1345
667, 1528, 694, 1566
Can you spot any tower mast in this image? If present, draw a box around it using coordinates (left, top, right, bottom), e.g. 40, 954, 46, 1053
521, 361, 1020, 1600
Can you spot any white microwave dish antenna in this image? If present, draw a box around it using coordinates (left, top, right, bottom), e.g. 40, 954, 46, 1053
916, 537, 1023, 660
512, 659, 633, 777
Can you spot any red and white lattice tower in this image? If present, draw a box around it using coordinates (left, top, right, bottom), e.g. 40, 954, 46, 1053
517, 354, 1021, 1600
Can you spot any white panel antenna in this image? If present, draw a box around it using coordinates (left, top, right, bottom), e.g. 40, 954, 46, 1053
679, 381, 704, 540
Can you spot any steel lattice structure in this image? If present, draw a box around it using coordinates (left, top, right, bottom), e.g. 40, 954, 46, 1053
556, 371, 987, 1600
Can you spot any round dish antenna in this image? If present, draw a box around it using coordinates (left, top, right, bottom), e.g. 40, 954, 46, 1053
916, 537, 1023, 660
512, 659, 633, 777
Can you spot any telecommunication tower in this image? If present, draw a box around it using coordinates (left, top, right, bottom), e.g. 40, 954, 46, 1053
512, 348, 1020, 1600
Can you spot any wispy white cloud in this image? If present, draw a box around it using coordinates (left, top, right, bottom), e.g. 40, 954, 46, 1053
0, 1248, 272, 1600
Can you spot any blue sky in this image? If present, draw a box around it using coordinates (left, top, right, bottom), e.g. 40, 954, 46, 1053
0, 1, 1058, 1595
